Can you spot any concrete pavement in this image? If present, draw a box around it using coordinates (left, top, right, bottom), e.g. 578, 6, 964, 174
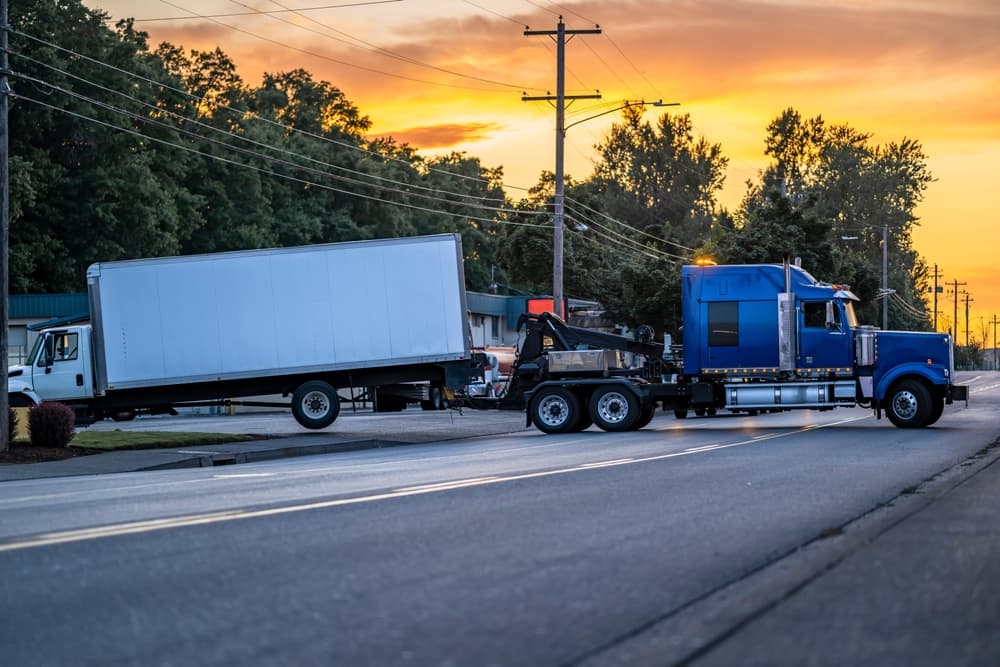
0, 408, 532, 481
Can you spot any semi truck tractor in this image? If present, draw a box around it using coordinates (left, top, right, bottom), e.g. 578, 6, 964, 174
8, 234, 478, 429
486, 262, 968, 433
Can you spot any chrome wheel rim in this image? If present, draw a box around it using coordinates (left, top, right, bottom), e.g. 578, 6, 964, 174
892, 390, 919, 421
596, 391, 630, 424
537, 395, 571, 428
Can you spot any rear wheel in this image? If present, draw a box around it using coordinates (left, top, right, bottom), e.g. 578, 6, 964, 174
420, 386, 446, 411
110, 409, 137, 422
530, 388, 581, 434
292, 381, 340, 429
885, 379, 932, 428
631, 404, 655, 430
589, 385, 639, 432
569, 411, 594, 432
673, 409, 688, 420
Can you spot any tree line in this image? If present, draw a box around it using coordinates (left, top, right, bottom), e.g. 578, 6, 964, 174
8, 0, 936, 342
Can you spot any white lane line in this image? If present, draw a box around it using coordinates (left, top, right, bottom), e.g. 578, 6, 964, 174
395, 477, 500, 493
0, 420, 843, 553
577, 458, 635, 469
212, 473, 275, 479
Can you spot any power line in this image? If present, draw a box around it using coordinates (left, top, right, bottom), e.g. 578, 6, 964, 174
562, 204, 689, 261
217, 0, 534, 91
564, 195, 695, 251
135, 1, 402, 22
461, 0, 527, 27
601, 31, 664, 102
11, 92, 551, 230
155, 0, 528, 94
9, 71, 533, 217
9, 50, 526, 211
11, 29, 510, 189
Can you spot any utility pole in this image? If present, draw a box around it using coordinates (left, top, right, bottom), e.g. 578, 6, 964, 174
0, 0, 10, 452
882, 224, 888, 330
992, 313, 999, 370
962, 290, 973, 347
949, 278, 966, 340
524, 17, 601, 319
930, 263, 943, 331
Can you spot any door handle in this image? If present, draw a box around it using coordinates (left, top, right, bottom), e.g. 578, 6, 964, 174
76, 374, 84, 386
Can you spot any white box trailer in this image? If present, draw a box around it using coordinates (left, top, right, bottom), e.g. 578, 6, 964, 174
8, 234, 477, 428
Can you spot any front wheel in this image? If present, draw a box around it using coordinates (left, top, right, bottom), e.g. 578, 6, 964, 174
923, 394, 946, 427
885, 379, 932, 428
589, 385, 639, 432
292, 381, 341, 429
529, 387, 581, 434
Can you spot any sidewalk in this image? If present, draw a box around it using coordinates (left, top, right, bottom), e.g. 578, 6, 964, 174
690, 442, 1000, 666
0, 409, 532, 482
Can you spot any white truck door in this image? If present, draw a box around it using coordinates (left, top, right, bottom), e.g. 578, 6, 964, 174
31, 330, 92, 401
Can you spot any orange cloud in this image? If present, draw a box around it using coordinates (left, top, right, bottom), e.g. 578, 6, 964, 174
368, 122, 503, 149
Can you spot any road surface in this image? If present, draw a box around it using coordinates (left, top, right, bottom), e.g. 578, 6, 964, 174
1, 372, 997, 666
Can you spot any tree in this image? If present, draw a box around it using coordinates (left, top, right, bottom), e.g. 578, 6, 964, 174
715, 109, 933, 329
590, 107, 727, 248
8, 2, 204, 291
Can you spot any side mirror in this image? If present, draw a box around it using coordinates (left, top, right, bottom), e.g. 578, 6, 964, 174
43, 335, 55, 372
825, 302, 838, 330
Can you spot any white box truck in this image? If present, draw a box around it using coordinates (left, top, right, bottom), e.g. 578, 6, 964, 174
8, 234, 477, 429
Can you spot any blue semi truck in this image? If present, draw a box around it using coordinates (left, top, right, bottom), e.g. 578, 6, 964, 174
493, 262, 968, 433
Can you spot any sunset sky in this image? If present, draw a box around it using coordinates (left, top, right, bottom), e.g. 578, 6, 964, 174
83, 0, 1000, 341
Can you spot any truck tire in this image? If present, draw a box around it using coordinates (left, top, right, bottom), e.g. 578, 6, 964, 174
292, 381, 340, 429
923, 394, 945, 427
570, 411, 593, 432
420, 386, 446, 411
530, 387, 581, 434
110, 409, 137, 422
885, 379, 931, 429
632, 404, 655, 430
589, 385, 639, 432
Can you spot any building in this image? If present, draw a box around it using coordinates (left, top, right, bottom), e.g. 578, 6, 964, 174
8, 294, 90, 365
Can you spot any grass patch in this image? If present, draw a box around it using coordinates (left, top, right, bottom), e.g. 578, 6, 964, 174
900, 485, 919, 495
70, 430, 258, 452
817, 526, 843, 540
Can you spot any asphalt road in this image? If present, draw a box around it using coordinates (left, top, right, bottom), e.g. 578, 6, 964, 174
1, 372, 997, 666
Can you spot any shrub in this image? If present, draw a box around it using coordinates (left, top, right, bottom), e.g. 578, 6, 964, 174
28, 402, 76, 448
8, 407, 16, 444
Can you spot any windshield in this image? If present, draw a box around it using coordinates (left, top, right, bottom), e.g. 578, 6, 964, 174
27, 335, 43, 366
842, 300, 859, 329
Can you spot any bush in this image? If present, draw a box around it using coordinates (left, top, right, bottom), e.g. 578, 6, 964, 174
28, 402, 76, 448
8, 407, 16, 444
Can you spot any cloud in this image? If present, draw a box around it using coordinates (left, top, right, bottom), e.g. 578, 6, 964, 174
369, 122, 504, 149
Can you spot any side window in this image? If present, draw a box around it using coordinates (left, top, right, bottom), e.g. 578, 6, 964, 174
708, 302, 739, 347
802, 302, 826, 329
54, 333, 79, 362
803, 301, 841, 329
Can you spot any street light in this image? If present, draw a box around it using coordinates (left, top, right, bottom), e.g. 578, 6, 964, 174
841, 227, 890, 329
547, 99, 677, 318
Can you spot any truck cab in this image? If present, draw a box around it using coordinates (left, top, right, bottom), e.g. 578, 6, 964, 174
680, 262, 966, 427
8, 325, 96, 407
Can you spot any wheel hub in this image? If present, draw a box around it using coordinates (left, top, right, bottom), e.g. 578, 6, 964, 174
596, 392, 629, 424
539, 396, 569, 427
892, 390, 918, 420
